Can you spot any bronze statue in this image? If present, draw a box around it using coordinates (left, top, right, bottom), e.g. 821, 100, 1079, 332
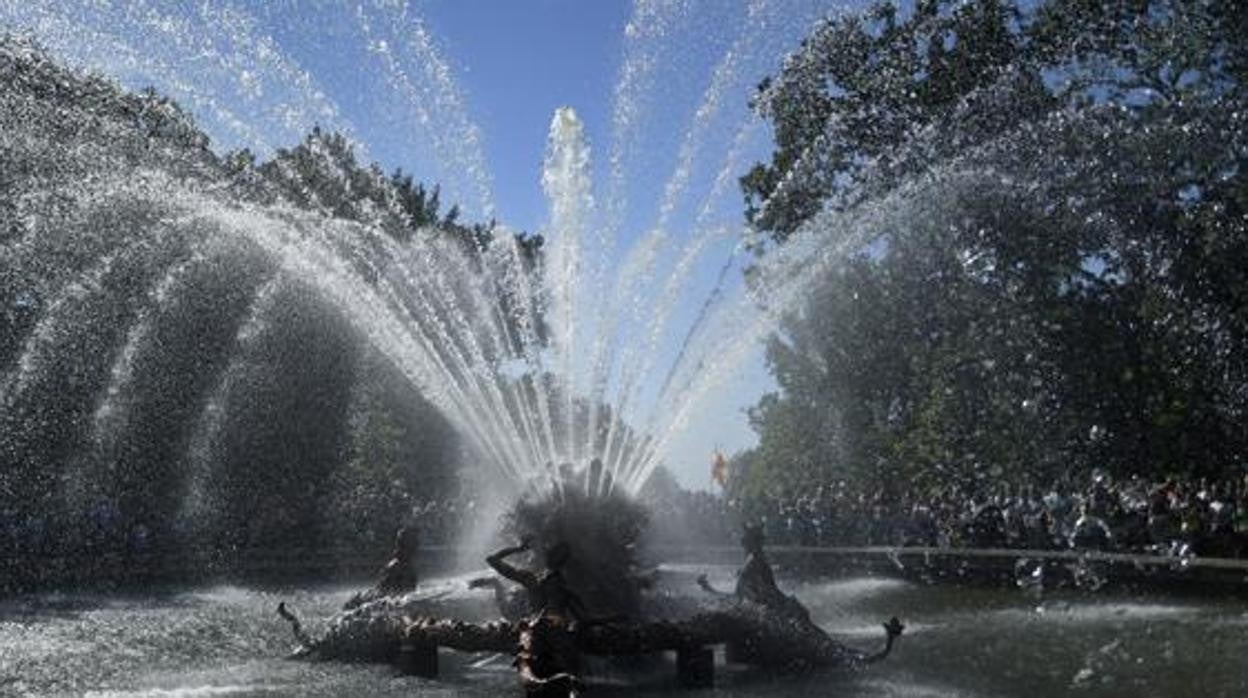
279, 525, 903, 694
486, 537, 587, 622
344, 525, 420, 610
697, 522, 811, 623
485, 537, 629, 694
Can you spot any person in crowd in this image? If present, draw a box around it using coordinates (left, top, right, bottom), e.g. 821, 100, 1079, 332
1069, 503, 1113, 550
967, 499, 1007, 548
630, 471, 1248, 560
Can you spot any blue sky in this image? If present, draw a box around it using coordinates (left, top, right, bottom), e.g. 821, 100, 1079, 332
408, 0, 837, 489
1, 0, 846, 489
419, 0, 633, 233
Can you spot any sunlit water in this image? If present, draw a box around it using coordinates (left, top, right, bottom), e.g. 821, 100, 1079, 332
0, 1, 836, 501
1, 4, 1245, 695
3, 569, 1245, 697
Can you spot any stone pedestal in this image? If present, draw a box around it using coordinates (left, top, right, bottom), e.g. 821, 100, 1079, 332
725, 640, 758, 664
398, 640, 438, 678
675, 646, 714, 688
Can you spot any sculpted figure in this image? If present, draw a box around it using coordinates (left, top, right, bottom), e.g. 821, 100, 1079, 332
278, 523, 902, 691
697, 522, 903, 668
485, 537, 633, 694
487, 537, 588, 623
698, 522, 811, 623
486, 538, 602, 695
344, 525, 420, 610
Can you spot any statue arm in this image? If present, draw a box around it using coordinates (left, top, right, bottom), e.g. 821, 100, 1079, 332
862, 617, 905, 664
468, 576, 504, 593
696, 573, 730, 596
486, 542, 538, 589
276, 602, 314, 652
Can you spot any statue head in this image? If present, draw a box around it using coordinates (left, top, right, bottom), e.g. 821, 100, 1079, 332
394, 525, 419, 559
741, 522, 765, 554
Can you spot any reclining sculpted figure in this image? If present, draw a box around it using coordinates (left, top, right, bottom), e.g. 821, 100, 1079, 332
277, 525, 904, 693
697, 522, 811, 622
698, 522, 904, 665
344, 525, 421, 610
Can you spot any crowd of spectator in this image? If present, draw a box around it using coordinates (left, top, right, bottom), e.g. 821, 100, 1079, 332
6, 471, 1247, 594
0, 491, 481, 593
648, 473, 1248, 559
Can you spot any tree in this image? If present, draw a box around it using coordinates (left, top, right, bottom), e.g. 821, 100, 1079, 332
0, 38, 552, 587
738, 0, 1248, 499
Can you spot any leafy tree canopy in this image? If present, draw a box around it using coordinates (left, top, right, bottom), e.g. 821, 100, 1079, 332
736, 0, 1247, 499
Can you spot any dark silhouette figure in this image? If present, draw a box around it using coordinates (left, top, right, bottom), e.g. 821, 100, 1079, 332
698, 522, 811, 623
344, 525, 420, 610
698, 522, 903, 666
486, 537, 624, 696
486, 537, 588, 623
866, 617, 906, 664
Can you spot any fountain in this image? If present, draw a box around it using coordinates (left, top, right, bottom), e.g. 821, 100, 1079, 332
0, 0, 839, 572
2, 0, 1246, 696
0, 0, 900, 688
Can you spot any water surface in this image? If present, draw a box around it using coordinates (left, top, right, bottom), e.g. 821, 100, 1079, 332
3, 570, 1245, 697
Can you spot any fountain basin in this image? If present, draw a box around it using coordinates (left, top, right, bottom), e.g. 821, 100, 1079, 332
3, 565, 1245, 697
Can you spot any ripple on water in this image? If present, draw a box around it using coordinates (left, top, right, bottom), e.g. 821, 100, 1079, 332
857, 676, 983, 698
6, 581, 1244, 697
185, 586, 274, 606
84, 686, 285, 697
799, 577, 913, 600
833, 621, 940, 639
0, 624, 97, 659
997, 602, 1199, 624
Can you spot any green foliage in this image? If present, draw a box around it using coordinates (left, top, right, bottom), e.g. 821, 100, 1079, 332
741, 0, 1029, 240
0, 37, 544, 575
323, 352, 459, 549
738, 0, 1248, 499
254, 126, 543, 263
741, 0, 1243, 241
